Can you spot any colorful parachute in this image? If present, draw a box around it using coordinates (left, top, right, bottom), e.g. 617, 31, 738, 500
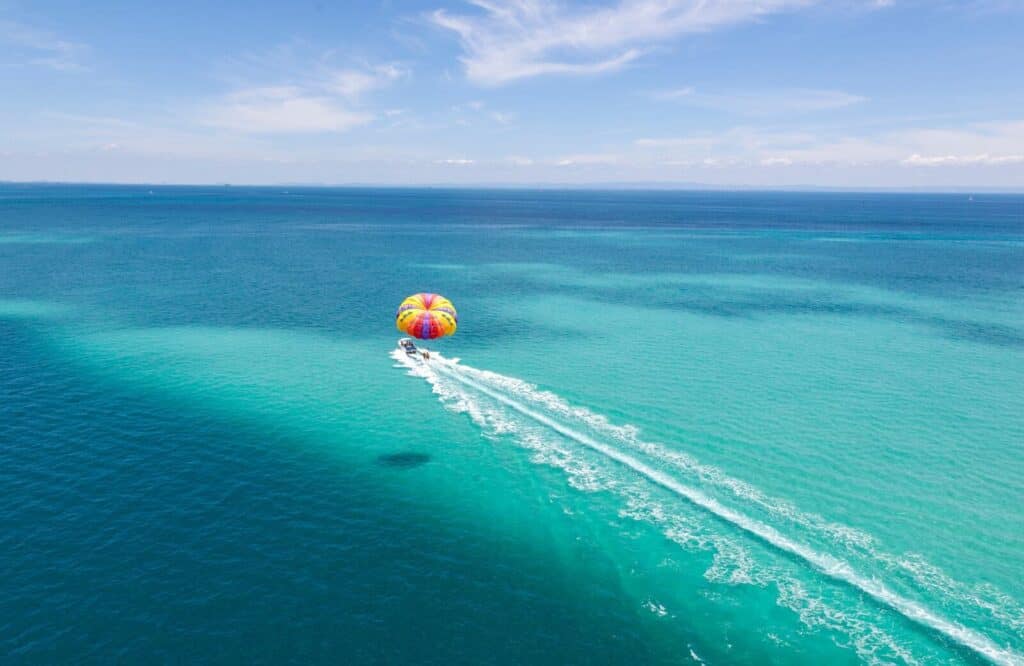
396, 293, 458, 340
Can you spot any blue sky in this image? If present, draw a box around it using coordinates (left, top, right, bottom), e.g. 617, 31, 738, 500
2, 0, 1023, 187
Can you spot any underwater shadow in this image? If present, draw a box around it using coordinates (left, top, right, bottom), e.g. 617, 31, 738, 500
376, 452, 432, 469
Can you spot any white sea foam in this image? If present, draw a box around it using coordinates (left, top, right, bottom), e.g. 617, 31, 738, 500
395, 351, 921, 663
450, 357, 1024, 638
392, 350, 1024, 666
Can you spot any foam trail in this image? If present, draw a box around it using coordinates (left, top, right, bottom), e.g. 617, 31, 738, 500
453, 360, 1024, 636
406, 354, 1022, 666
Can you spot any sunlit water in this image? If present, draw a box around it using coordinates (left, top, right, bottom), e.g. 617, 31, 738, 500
2, 185, 1022, 664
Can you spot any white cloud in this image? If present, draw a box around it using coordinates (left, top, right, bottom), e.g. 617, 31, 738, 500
16, 113, 268, 160
902, 153, 1024, 167
435, 158, 475, 164
451, 99, 517, 126
43, 112, 138, 129
325, 63, 407, 99
702, 157, 741, 167
431, 0, 810, 85
636, 127, 815, 155
0, 19, 86, 71
652, 87, 867, 114
635, 119, 1024, 168
198, 55, 407, 134
783, 120, 1024, 166
204, 87, 372, 133
655, 86, 695, 100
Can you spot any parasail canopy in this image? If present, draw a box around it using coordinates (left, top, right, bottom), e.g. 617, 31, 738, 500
396, 293, 457, 340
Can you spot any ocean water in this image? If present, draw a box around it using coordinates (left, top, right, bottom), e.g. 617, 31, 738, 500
1, 185, 1022, 665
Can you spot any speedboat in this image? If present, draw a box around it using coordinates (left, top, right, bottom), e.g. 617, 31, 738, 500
398, 337, 431, 360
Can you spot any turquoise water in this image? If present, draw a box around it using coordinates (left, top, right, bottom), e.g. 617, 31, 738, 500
1, 185, 1022, 664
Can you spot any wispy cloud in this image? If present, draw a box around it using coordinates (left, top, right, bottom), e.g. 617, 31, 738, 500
450, 99, 517, 127
783, 120, 1024, 166
42, 112, 138, 129
20, 111, 266, 160
430, 0, 811, 85
0, 20, 86, 71
636, 127, 815, 155
204, 86, 372, 133
202, 56, 406, 134
901, 153, 1024, 167
652, 87, 867, 115
635, 119, 1024, 167
324, 63, 407, 99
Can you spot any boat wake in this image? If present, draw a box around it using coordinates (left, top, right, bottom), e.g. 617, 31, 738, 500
392, 349, 1024, 666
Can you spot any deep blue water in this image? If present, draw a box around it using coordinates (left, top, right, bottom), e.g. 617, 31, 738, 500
1, 185, 1022, 664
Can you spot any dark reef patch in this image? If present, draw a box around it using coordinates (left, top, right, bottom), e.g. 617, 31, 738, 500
376, 452, 432, 469
927, 317, 1024, 348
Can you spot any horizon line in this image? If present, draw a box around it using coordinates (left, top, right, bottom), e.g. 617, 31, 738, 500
3, 179, 1023, 195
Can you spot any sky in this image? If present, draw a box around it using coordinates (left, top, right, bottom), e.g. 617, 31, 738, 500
2, 0, 1023, 188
